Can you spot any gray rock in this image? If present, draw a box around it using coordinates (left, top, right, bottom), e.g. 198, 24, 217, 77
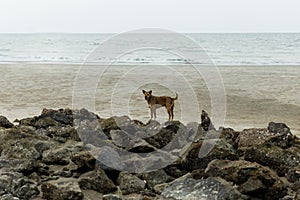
181, 138, 238, 171
43, 145, 81, 165
41, 178, 83, 200
161, 174, 249, 200
78, 169, 116, 194
139, 169, 174, 190
117, 173, 146, 195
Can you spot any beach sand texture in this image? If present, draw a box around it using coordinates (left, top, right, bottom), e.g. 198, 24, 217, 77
0, 64, 299, 136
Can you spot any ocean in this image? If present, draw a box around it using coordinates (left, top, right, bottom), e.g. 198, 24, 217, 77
0, 33, 300, 65
0, 33, 299, 135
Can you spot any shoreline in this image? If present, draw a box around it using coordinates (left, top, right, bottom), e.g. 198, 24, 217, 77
1, 63, 299, 136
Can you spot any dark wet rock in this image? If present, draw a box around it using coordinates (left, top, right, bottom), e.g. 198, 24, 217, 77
0, 116, 13, 128
201, 110, 213, 131
244, 145, 300, 176
34, 117, 59, 129
139, 169, 174, 190
117, 173, 146, 195
181, 138, 238, 171
78, 169, 116, 194
41, 108, 74, 125
144, 121, 186, 150
286, 168, 300, 183
163, 164, 188, 179
268, 122, 290, 134
218, 128, 240, 148
45, 126, 81, 143
16, 117, 38, 127
99, 117, 120, 137
205, 159, 287, 199
71, 151, 96, 173
161, 174, 249, 200
145, 127, 176, 149
41, 178, 83, 200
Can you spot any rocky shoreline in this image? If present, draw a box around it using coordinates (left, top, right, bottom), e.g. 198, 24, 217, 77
0, 108, 299, 200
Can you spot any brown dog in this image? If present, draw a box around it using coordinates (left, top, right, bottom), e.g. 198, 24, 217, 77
142, 90, 178, 121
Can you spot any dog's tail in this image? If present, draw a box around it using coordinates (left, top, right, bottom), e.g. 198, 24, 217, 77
171, 93, 178, 101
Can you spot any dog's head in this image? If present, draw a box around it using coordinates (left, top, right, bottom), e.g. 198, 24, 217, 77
142, 90, 152, 101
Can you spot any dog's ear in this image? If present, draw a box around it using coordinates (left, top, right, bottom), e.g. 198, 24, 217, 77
149, 90, 152, 95
142, 90, 146, 94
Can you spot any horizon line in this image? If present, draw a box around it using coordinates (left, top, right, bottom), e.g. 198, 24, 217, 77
0, 31, 300, 34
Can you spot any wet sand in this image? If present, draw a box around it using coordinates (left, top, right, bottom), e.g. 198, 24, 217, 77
0, 63, 299, 136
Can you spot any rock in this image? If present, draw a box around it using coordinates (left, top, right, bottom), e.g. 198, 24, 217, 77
110, 130, 144, 150
244, 145, 300, 176
181, 138, 238, 171
17, 117, 38, 127
205, 159, 287, 199
102, 194, 121, 200
46, 126, 81, 143
117, 173, 146, 195
286, 168, 300, 183
43, 145, 81, 165
163, 164, 188, 179
145, 126, 177, 149
78, 169, 116, 194
161, 174, 249, 200
41, 108, 73, 125
218, 128, 240, 148
201, 110, 213, 131
0, 116, 13, 128
99, 117, 120, 137
139, 169, 174, 190
268, 122, 290, 134
34, 117, 59, 129
71, 151, 96, 173
236, 127, 294, 153
41, 178, 83, 200
0, 170, 39, 199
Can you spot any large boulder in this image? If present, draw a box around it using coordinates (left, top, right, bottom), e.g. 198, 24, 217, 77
205, 159, 287, 199
161, 174, 249, 200
244, 145, 300, 176
236, 125, 294, 154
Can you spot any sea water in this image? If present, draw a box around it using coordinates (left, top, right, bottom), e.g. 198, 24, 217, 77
0, 33, 300, 65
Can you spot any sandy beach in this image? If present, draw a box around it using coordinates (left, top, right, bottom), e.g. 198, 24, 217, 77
0, 63, 299, 136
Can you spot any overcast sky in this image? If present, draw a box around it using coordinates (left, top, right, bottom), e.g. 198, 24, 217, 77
0, 0, 299, 33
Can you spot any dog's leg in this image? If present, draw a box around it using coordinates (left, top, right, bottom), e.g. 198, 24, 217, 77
150, 107, 153, 119
153, 108, 157, 120
171, 105, 174, 120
